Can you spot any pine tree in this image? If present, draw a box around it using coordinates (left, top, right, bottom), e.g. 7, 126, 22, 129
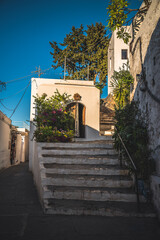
49, 23, 109, 90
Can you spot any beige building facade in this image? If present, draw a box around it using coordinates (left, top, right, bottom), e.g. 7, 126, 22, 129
0, 111, 11, 170
10, 126, 29, 165
29, 78, 101, 171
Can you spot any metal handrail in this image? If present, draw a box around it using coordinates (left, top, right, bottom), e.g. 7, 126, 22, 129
115, 127, 140, 211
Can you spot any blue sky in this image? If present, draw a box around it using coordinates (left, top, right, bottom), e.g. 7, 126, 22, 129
0, 0, 142, 124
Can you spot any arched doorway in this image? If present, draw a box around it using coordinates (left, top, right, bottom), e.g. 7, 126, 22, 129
67, 102, 85, 138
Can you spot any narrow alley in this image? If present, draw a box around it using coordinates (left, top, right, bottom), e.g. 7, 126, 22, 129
0, 162, 160, 240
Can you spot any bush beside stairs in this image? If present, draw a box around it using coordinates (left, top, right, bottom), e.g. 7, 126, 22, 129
37, 137, 156, 217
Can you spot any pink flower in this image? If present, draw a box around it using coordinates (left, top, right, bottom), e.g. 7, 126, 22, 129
52, 110, 56, 114
57, 108, 63, 114
43, 112, 48, 116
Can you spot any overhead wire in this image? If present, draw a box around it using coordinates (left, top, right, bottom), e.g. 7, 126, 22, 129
1, 30, 112, 116
0, 66, 63, 102
7, 65, 61, 118
0, 101, 14, 111
5, 73, 35, 84
9, 80, 31, 119
4, 66, 54, 85
0, 82, 31, 100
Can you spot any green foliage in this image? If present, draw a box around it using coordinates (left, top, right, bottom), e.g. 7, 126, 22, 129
116, 27, 131, 44
95, 82, 104, 95
107, 0, 128, 31
107, 0, 151, 43
34, 126, 74, 143
49, 23, 109, 88
33, 90, 75, 142
113, 102, 154, 180
110, 65, 133, 107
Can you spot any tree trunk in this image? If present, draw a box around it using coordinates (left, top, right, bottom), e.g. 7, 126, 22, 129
94, 74, 97, 84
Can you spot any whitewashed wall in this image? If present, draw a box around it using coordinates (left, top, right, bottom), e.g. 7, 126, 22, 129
0, 111, 11, 170
108, 28, 130, 95
29, 78, 100, 171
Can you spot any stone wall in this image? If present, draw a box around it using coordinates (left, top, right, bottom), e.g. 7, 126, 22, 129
0, 111, 11, 170
129, 0, 160, 218
130, 0, 160, 174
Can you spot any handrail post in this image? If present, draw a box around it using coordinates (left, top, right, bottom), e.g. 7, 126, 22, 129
119, 146, 122, 167
135, 172, 140, 212
114, 126, 140, 212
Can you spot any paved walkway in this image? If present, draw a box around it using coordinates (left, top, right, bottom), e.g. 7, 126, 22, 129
0, 162, 160, 240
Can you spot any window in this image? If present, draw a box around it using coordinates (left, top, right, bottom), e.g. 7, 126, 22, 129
110, 57, 112, 71
121, 49, 128, 59
153, 56, 156, 65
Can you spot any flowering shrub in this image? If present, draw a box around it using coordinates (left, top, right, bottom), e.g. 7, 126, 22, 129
33, 90, 75, 142
34, 126, 74, 142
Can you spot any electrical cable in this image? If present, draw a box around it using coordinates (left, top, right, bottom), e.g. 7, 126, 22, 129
0, 82, 31, 100
0, 101, 14, 111
4, 66, 54, 85
0, 67, 63, 101
9, 80, 31, 119
5, 73, 35, 84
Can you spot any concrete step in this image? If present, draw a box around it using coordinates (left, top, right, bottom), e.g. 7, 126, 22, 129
43, 186, 144, 203
41, 163, 128, 176
100, 118, 114, 122
100, 130, 114, 136
75, 135, 114, 142
40, 142, 114, 149
100, 125, 114, 131
100, 120, 115, 124
42, 174, 133, 188
41, 148, 117, 156
100, 113, 114, 118
36, 141, 156, 217
40, 155, 119, 165
44, 199, 156, 217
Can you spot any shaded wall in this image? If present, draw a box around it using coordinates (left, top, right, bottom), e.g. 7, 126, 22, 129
0, 111, 11, 170
129, 0, 160, 218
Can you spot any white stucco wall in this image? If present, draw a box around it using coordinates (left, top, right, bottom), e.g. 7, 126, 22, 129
15, 134, 22, 164
0, 111, 11, 170
30, 78, 100, 134
29, 78, 100, 171
17, 128, 29, 163
32, 142, 43, 205
108, 28, 130, 95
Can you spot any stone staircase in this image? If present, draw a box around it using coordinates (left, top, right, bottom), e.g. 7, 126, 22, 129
100, 111, 115, 136
37, 138, 155, 217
